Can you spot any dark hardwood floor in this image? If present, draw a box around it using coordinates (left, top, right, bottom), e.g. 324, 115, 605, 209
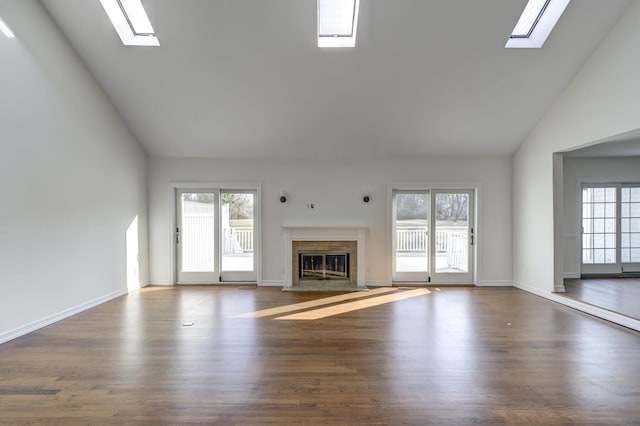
1, 286, 639, 424
564, 278, 640, 319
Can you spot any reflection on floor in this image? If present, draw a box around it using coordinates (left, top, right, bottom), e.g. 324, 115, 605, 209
563, 278, 640, 319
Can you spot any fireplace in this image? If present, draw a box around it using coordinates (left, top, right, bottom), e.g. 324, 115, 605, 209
299, 252, 350, 281
283, 226, 367, 288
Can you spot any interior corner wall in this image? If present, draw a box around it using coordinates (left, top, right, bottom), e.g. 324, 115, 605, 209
562, 156, 640, 277
148, 156, 512, 287
512, 0, 640, 295
0, 0, 148, 343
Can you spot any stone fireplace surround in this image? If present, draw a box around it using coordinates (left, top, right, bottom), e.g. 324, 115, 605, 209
283, 226, 367, 288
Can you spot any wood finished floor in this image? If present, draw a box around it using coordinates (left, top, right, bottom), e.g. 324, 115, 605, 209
564, 278, 640, 319
1, 286, 639, 425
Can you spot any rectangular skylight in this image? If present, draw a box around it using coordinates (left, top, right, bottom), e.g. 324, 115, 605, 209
506, 0, 570, 48
99, 0, 159, 46
510, 0, 549, 38
0, 16, 15, 39
317, 0, 360, 48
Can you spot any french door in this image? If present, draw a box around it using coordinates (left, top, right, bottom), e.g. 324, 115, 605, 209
392, 189, 474, 283
581, 184, 640, 274
176, 188, 257, 283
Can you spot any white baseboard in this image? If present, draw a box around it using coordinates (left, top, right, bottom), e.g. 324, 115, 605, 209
0, 288, 129, 345
563, 273, 580, 279
476, 280, 513, 287
366, 281, 391, 287
259, 280, 285, 287
513, 281, 640, 332
149, 279, 172, 286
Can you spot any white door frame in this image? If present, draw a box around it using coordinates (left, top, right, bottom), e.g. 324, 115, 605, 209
169, 182, 262, 285
388, 184, 478, 285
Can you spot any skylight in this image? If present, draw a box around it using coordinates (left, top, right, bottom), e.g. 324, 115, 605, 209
317, 0, 360, 48
0, 16, 15, 39
506, 0, 570, 48
99, 0, 159, 46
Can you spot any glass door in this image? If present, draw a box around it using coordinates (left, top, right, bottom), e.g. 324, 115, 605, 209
176, 188, 258, 284
220, 190, 256, 281
580, 184, 640, 274
430, 190, 474, 283
621, 186, 640, 273
392, 191, 430, 282
176, 190, 219, 283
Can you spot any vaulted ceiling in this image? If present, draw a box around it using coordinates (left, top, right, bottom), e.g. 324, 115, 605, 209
41, 0, 632, 159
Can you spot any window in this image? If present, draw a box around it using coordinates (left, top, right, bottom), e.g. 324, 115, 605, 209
506, 0, 570, 48
99, 0, 159, 46
582, 186, 617, 265
581, 184, 640, 274
317, 0, 360, 48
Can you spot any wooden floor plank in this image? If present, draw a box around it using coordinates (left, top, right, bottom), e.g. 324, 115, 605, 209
0, 286, 639, 424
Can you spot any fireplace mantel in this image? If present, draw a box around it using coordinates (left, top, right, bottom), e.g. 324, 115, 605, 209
283, 226, 367, 288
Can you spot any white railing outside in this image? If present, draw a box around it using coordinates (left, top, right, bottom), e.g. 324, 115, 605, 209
446, 232, 468, 271
223, 227, 254, 254
396, 228, 428, 252
396, 226, 468, 271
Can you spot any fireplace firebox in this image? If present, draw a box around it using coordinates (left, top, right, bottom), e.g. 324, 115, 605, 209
299, 252, 349, 281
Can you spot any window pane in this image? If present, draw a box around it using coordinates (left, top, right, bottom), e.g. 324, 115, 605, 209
221, 192, 254, 272
605, 249, 616, 264
605, 218, 616, 233
631, 249, 640, 262
605, 203, 616, 217
593, 203, 605, 217
605, 234, 616, 249
395, 193, 429, 273
631, 188, 640, 202
622, 188, 630, 202
181, 193, 215, 272
593, 219, 604, 233
605, 187, 616, 202
594, 250, 605, 263
593, 188, 605, 202
593, 234, 605, 249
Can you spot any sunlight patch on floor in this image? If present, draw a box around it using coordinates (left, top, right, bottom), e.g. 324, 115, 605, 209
230, 287, 398, 318
274, 288, 431, 320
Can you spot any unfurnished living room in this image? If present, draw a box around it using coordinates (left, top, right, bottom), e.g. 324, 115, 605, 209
1, 0, 640, 424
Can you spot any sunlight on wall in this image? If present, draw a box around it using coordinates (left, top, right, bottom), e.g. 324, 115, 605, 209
126, 216, 140, 291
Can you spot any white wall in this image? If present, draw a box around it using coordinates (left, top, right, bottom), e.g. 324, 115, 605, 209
0, 1, 148, 342
562, 156, 640, 277
513, 1, 640, 294
149, 157, 512, 286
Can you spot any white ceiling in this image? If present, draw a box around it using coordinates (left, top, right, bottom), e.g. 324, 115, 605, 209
41, 0, 632, 159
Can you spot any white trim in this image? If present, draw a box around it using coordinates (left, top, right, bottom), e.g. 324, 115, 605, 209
168, 182, 262, 286
366, 281, 390, 287
563, 273, 580, 279
0, 288, 129, 345
260, 280, 286, 287
505, 0, 570, 48
514, 281, 640, 332
387, 183, 481, 285
476, 280, 513, 287
149, 279, 172, 286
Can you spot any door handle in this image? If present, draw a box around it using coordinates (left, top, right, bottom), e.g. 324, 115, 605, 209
176, 228, 180, 244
